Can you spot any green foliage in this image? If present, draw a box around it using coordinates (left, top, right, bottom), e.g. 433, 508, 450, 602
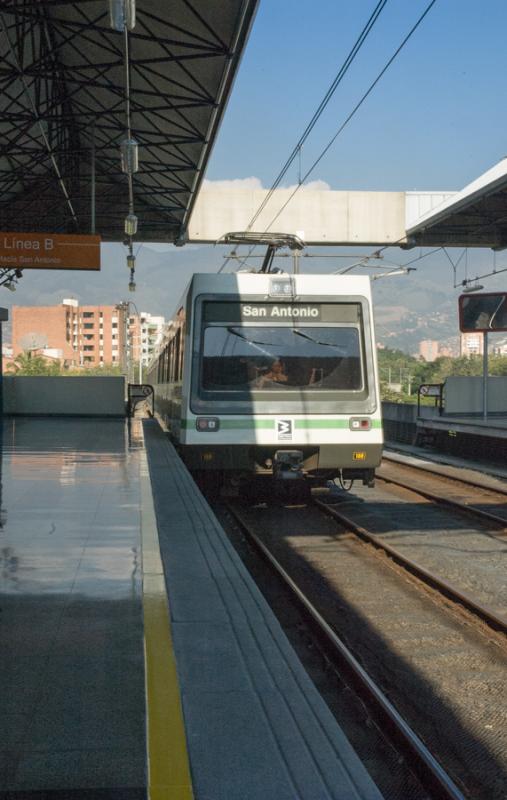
65, 364, 124, 376
7, 352, 62, 376
377, 347, 507, 402
6, 352, 124, 377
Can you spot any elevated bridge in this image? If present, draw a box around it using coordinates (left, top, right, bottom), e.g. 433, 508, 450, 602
1, 3, 506, 252
188, 159, 507, 249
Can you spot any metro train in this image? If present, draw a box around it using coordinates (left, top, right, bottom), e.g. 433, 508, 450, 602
146, 271, 383, 495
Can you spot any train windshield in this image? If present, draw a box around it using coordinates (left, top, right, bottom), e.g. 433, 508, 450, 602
200, 325, 362, 393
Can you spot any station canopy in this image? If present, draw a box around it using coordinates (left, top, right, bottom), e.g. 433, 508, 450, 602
406, 159, 507, 249
0, 1, 258, 242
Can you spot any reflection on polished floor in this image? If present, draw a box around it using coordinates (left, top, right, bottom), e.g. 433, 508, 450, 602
0, 418, 146, 796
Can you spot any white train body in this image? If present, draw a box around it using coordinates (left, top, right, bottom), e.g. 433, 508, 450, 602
147, 272, 383, 486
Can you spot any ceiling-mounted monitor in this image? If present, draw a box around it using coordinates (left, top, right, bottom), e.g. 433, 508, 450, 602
459, 292, 507, 332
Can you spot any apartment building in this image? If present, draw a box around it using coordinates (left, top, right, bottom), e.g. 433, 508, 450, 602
12, 299, 127, 368
12, 300, 166, 371
127, 312, 166, 367
418, 339, 440, 362
460, 331, 484, 357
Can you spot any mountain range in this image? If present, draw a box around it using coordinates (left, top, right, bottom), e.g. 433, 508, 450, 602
1, 243, 505, 355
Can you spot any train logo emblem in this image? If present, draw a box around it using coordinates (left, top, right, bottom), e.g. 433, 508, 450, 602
276, 419, 293, 440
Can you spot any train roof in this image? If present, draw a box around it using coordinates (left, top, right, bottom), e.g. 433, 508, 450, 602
185, 272, 373, 299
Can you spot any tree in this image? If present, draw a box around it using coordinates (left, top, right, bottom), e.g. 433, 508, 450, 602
65, 363, 123, 376
6, 352, 62, 376
377, 347, 507, 403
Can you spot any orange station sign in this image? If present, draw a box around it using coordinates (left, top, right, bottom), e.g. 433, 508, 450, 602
0, 232, 101, 270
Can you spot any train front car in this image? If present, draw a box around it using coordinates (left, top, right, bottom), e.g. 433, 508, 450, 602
171, 271, 382, 495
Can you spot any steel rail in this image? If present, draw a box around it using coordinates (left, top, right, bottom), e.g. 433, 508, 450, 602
226, 502, 466, 800
375, 472, 507, 531
314, 498, 507, 634
382, 453, 507, 497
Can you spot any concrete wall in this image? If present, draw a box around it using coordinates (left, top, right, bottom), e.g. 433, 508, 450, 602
381, 401, 418, 444
3, 376, 126, 416
444, 376, 507, 415
188, 188, 407, 245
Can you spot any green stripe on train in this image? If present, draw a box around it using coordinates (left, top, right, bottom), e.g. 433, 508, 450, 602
296, 419, 382, 429
181, 419, 272, 430
182, 418, 382, 430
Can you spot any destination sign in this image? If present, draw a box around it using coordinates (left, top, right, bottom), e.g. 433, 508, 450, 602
204, 302, 361, 324
241, 304, 320, 319
0, 233, 101, 270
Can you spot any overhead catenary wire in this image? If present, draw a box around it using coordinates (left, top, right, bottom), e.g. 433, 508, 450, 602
218, 0, 390, 273
261, 0, 438, 237
246, 0, 389, 230
220, 0, 438, 276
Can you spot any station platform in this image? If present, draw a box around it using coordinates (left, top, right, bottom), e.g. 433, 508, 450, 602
0, 416, 383, 800
416, 413, 507, 439
414, 412, 507, 463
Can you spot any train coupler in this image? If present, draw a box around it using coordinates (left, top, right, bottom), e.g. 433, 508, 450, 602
273, 450, 304, 480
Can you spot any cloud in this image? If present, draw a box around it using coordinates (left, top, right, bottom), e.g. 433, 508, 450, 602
285, 179, 331, 191
202, 177, 263, 191
202, 177, 331, 191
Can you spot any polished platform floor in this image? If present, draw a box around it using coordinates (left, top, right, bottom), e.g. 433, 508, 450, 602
0, 418, 147, 796
1, 416, 383, 799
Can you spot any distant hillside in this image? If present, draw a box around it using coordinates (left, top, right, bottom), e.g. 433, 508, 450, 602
2, 243, 505, 355
372, 252, 506, 353
372, 268, 458, 353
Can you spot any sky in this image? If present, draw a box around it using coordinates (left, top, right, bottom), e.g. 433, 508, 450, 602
4, 0, 507, 322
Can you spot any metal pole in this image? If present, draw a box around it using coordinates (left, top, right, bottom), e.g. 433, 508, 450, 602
128, 314, 133, 384
123, 303, 129, 379
139, 328, 143, 385
293, 249, 299, 274
0, 318, 3, 416
91, 120, 96, 234
483, 332, 488, 420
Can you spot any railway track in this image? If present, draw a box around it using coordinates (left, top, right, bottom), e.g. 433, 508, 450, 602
378, 455, 507, 530
222, 484, 507, 800
314, 496, 507, 633
226, 500, 468, 800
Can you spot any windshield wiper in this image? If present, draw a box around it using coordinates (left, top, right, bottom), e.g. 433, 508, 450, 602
292, 329, 346, 353
226, 327, 277, 357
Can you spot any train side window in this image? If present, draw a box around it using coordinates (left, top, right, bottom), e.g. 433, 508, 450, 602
169, 338, 174, 382
164, 345, 169, 383
179, 323, 186, 380
174, 329, 181, 381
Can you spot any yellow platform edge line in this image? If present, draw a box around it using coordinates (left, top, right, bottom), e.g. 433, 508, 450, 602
140, 452, 194, 800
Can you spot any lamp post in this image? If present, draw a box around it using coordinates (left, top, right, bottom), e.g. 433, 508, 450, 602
118, 300, 143, 384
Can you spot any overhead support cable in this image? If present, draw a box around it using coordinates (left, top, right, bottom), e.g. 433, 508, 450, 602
246, 0, 389, 231
262, 0, 438, 237
219, 0, 390, 273
220, 0, 438, 277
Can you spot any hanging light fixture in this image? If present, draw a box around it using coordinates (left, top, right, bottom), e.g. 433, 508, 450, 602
463, 283, 484, 293
120, 137, 139, 174
109, 0, 136, 31
110, 0, 139, 292
124, 213, 138, 236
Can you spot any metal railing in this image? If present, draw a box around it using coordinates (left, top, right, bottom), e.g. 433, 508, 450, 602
417, 383, 444, 417
127, 383, 154, 416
